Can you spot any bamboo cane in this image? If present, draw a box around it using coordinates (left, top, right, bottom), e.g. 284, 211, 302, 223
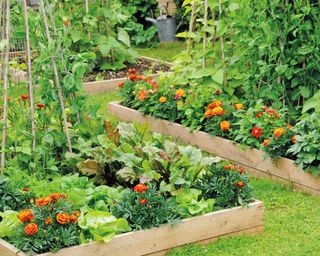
218, 0, 227, 86
187, 0, 196, 54
203, 0, 208, 68
39, 0, 72, 152
23, 0, 36, 152
85, 0, 89, 14
1, 0, 11, 168
0, 2, 4, 82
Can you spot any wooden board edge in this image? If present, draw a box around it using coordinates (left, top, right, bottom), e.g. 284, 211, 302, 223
0, 238, 21, 256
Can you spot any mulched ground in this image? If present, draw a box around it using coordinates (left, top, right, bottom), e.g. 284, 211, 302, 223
83, 58, 171, 83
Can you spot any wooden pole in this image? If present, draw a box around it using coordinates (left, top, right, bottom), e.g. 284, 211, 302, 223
45, 0, 57, 33
39, 0, 73, 152
23, 0, 36, 152
0, 2, 4, 82
187, 0, 196, 54
1, 0, 10, 168
203, 0, 208, 68
218, 0, 227, 86
85, 0, 89, 14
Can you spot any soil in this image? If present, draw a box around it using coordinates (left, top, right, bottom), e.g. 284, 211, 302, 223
83, 57, 171, 83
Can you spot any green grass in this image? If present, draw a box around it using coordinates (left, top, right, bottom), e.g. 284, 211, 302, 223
135, 42, 186, 62
86, 42, 320, 256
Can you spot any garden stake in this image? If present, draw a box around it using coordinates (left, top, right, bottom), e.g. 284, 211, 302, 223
23, 0, 36, 152
39, 0, 73, 153
218, 0, 227, 86
203, 0, 208, 68
1, 0, 10, 168
187, 0, 196, 54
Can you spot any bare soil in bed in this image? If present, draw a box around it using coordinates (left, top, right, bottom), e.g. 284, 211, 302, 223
83, 58, 171, 83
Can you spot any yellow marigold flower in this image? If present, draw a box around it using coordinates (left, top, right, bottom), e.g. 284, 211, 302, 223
175, 89, 185, 98
159, 96, 167, 103
177, 100, 182, 105
234, 103, 244, 110
208, 100, 222, 109
211, 106, 226, 116
274, 127, 285, 138
220, 121, 231, 131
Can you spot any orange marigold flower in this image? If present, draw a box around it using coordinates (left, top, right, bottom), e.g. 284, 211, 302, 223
234, 103, 244, 110
292, 136, 297, 144
18, 209, 34, 223
118, 81, 125, 88
274, 127, 285, 138
211, 106, 226, 116
24, 223, 38, 236
133, 183, 148, 193
129, 74, 137, 81
263, 139, 270, 147
56, 213, 70, 225
236, 181, 245, 188
174, 89, 185, 99
137, 90, 148, 101
159, 96, 167, 103
49, 193, 66, 203
35, 197, 51, 207
73, 211, 81, 217
204, 109, 213, 118
220, 120, 231, 131
139, 198, 148, 205
21, 94, 29, 100
45, 217, 52, 225
70, 214, 78, 223
251, 126, 263, 138
224, 165, 236, 170
128, 68, 137, 75
208, 100, 222, 109
137, 75, 146, 81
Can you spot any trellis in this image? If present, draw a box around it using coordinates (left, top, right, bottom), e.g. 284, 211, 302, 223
0, 0, 78, 168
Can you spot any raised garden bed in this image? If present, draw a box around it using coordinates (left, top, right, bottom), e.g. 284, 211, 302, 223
83, 56, 172, 95
0, 201, 263, 256
109, 102, 320, 196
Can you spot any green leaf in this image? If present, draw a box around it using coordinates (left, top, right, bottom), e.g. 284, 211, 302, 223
118, 28, 130, 47
212, 69, 224, 85
0, 211, 21, 238
275, 65, 288, 75
179, 145, 202, 166
100, 44, 111, 57
0, 40, 8, 50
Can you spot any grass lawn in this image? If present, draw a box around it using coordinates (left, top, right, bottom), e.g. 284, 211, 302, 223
86, 42, 320, 256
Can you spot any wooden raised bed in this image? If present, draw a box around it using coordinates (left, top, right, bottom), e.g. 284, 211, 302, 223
0, 201, 263, 256
83, 56, 172, 95
109, 102, 320, 196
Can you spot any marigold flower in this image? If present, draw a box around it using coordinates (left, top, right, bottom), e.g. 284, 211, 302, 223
274, 127, 285, 138
211, 106, 226, 116
292, 136, 297, 144
208, 100, 222, 109
234, 103, 244, 110
49, 193, 66, 203
22, 188, 30, 192
18, 209, 34, 223
36, 103, 45, 109
133, 183, 148, 193
21, 94, 29, 100
220, 120, 231, 131
70, 214, 78, 223
45, 217, 52, 225
287, 124, 293, 129
24, 223, 38, 236
137, 75, 146, 81
263, 139, 270, 147
128, 68, 137, 75
224, 165, 236, 170
56, 213, 70, 225
159, 96, 167, 103
35, 197, 51, 207
236, 181, 245, 188
118, 81, 125, 88
137, 90, 148, 101
139, 198, 148, 205
251, 126, 263, 138
73, 211, 81, 217
204, 109, 213, 118
174, 89, 185, 99
129, 74, 137, 81
177, 100, 182, 106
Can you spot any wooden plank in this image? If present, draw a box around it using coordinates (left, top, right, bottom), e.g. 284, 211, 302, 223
0, 239, 20, 256
108, 102, 320, 196
3, 201, 263, 256
34, 201, 263, 256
